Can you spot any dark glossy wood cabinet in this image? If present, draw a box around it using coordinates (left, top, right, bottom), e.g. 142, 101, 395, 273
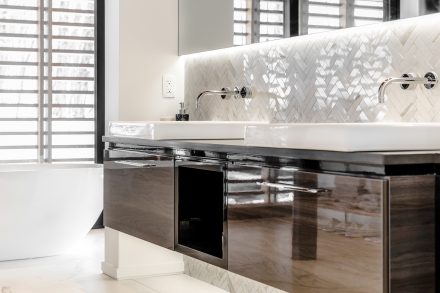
388, 176, 436, 293
104, 149, 175, 249
103, 144, 436, 293
227, 164, 386, 293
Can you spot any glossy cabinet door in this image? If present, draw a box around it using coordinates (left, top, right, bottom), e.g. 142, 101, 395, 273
104, 149, 174, 249
227, 164, 386, 293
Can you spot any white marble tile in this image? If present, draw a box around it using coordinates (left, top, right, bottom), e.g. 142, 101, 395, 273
0, 230, 230, 293
0, 230, 104, 291
183, 255, 230, 291
78, 275, 157, 293
136, 274, 229, 293
185, 13, 440, 124
0, 229, 281, 293
0, 230, 104, 293
2, 283, 84, 293
228, 272, 286, 293
182, 255, 287, 293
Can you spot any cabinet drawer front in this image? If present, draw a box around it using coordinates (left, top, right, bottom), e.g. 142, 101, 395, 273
227, 165, 386, 293
104, 150, 174, 249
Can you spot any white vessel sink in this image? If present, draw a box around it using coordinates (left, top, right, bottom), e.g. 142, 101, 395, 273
109, 121, 262, 140
244, 123, 440, 152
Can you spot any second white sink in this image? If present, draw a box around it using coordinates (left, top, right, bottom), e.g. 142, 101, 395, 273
109, 121, 263, 140
244, 123, 440, 152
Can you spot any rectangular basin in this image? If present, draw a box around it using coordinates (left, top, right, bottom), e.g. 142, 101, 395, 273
244, 123, 440, 152
109, 121, 263, 140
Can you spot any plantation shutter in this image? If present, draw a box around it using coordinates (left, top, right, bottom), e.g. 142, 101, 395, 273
234, 0, 386, 44
234, 0, 287, 45
302, 0, 385, 34
0, 0, 96, 163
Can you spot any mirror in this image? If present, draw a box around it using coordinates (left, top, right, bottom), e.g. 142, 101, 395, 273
179, 0, 440, 55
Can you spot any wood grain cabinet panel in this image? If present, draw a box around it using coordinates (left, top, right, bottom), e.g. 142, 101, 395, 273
104, 150, 174, 249
388, 175, 436, 293
227, 165, 386, 293
102, 146, 437, 292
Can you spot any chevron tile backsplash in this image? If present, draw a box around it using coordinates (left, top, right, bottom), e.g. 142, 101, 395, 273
184, 14, 440, 123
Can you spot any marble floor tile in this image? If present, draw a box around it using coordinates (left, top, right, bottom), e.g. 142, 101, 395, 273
0, 230, 228, 293
1, 283, 84, 293
78, 275, 157, 293
136, 274, 229, 293
0, 230, 105, 292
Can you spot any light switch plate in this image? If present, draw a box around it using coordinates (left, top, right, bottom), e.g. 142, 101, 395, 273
162, 74, 176, 98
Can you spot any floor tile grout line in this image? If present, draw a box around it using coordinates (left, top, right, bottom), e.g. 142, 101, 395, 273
131, 278, 162, 293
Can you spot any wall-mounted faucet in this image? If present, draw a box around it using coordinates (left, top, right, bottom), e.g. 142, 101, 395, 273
196, 86, 252, 109
378, 72, 438, 103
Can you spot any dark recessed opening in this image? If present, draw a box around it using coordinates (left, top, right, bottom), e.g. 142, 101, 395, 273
178, 166, 224, 258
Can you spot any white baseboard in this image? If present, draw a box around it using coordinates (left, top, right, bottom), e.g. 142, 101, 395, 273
101, 261, 184, 280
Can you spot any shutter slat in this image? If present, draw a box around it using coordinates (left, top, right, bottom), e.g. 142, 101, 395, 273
0, 90, 94, 94
0, 4, 38, 11
0, 103, 94, 108
0, 131, 94, 135
308, 13, 342, 18
309, 1, 342, 7
0, 47, 94, 54
0, 61, 94, 67
0, 19, 94, 27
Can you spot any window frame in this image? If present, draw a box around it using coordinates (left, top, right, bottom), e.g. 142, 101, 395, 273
95, 0, 105, 164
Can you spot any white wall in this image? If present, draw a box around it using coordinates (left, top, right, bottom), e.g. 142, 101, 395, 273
103, 2, 185, 279
118, 0, 184, 121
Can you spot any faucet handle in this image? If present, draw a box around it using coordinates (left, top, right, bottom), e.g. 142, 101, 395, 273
400, 73, 416, 90
239, 86, 252, 99
400, 72, 438, 90
424, 72, 438, 89
220, 87, 238, 99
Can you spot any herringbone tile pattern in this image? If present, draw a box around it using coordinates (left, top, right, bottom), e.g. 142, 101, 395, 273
184, 14, 440, 123
183, 256, 286, 293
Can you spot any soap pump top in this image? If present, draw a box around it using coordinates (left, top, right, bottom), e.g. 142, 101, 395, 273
179, 102, 186, 114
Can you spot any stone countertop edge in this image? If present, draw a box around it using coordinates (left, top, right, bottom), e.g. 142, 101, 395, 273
103, 136, 440, 167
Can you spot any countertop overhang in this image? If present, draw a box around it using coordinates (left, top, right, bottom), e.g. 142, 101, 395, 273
103, 136, 440, 176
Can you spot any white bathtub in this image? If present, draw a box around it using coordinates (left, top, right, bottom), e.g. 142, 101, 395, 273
0, 164, 103, 261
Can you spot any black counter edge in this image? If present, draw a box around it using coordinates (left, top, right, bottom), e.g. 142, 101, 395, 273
103, 137, 440, 177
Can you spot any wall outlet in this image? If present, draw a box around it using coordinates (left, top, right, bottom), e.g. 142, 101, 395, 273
162, 74, 176, 98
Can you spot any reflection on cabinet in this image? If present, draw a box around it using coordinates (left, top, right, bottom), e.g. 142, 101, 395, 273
104, 150, 174, 249
227, 164, 386, 293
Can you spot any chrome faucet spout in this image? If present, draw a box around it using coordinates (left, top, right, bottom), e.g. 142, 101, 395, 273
195, 87, 240, 109
196, 90, 225, 109
378, 77, 414, 103
378, 73, 438, 103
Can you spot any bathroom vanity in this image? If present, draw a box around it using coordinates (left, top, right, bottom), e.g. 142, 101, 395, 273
103, 136, 438, 293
